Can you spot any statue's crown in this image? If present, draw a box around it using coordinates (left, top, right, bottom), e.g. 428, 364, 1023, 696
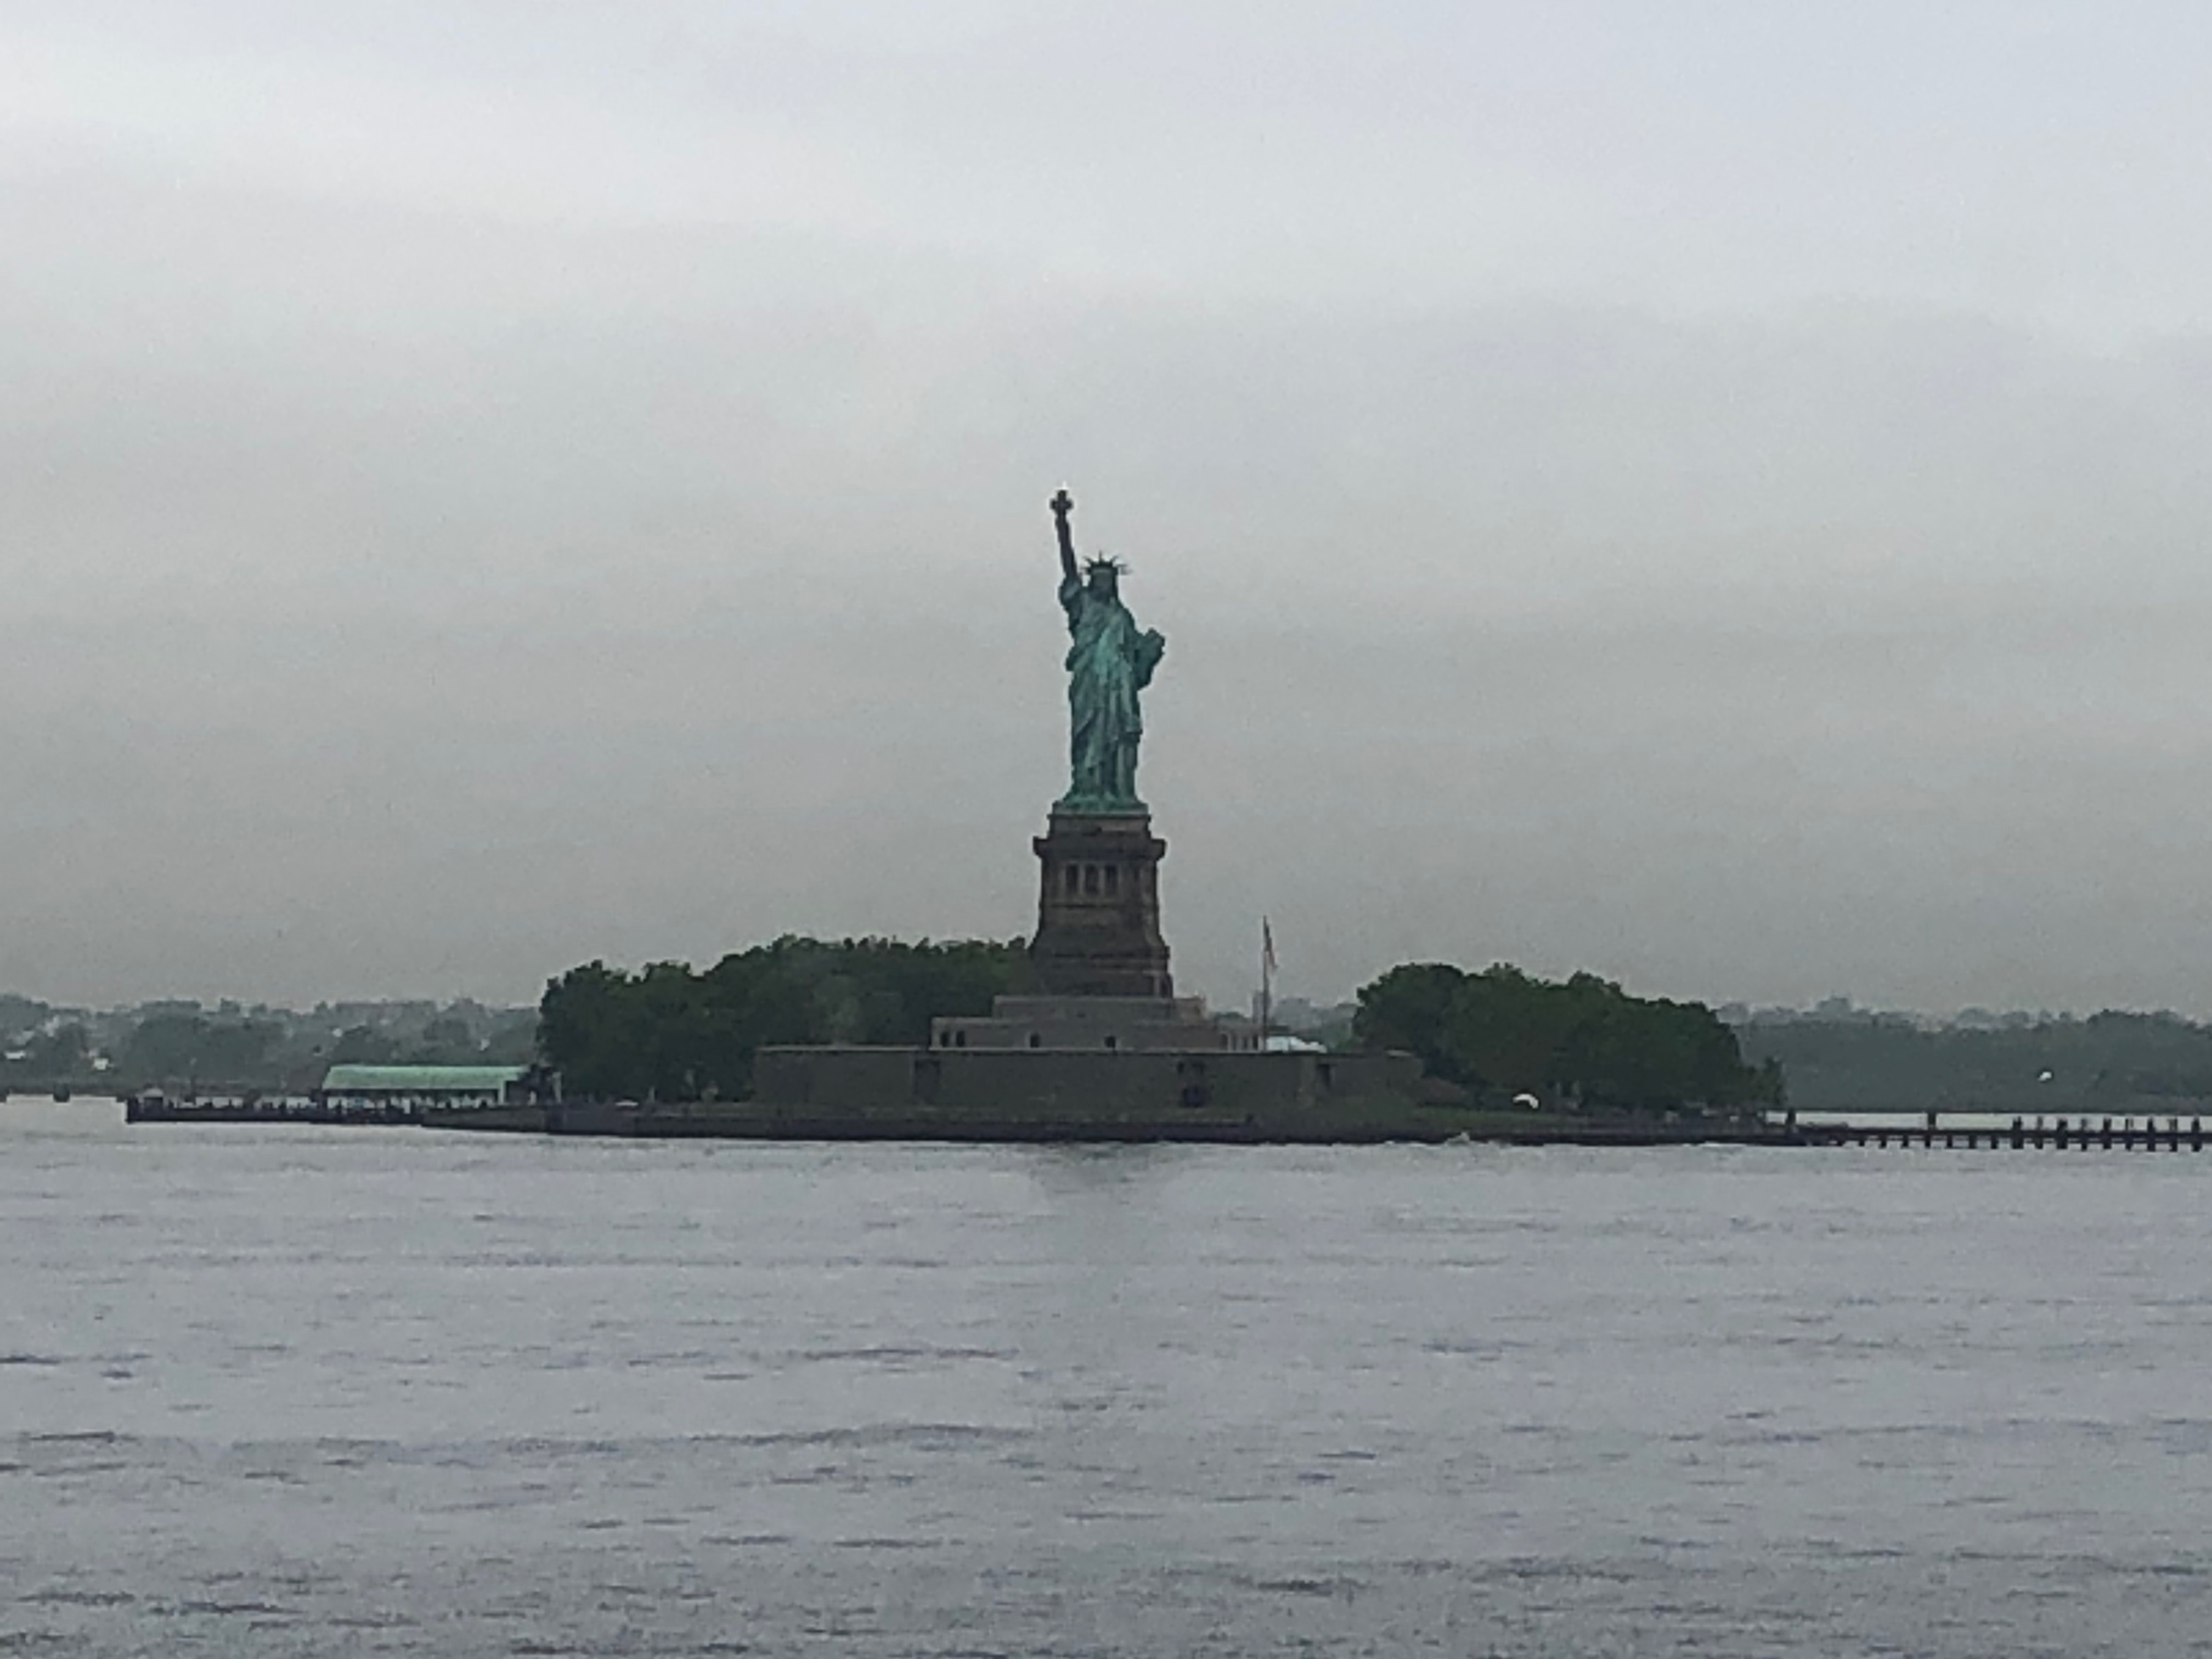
1085, 554, 1126, 577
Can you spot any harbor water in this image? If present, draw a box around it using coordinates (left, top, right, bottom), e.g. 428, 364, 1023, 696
5, 1098, 2210, 1656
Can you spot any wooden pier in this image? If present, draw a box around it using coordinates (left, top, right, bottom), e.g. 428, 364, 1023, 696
1801, 1115, 2208, 1152
125, 1093, 420, 1125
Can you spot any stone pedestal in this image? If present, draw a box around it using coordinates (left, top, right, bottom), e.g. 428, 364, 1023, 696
1028, 811, 1173, 999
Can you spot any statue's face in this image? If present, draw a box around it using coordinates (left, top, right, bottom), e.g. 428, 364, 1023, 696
1087, 567, 1118, 600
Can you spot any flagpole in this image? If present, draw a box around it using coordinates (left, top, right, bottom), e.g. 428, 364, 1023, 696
1259, 916, 1273, 1051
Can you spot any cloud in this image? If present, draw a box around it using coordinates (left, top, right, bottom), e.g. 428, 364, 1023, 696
8, 5, 2212, 1012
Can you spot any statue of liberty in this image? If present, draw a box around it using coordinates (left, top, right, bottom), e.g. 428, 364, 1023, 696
1049, 489, 1165, 814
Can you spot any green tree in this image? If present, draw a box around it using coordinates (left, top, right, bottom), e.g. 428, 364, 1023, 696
1352, 963, 1470, 1081
25, 1022, 90, 1077
330, 1025, 399, 1065
538, 937, 1027, 1101
120, 1014, 280, 1082
1354, 960, 1774, 1111
409, 1015, 479, 1063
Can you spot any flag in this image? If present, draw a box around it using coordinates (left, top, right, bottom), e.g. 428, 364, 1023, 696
1262, 917, 1277, 977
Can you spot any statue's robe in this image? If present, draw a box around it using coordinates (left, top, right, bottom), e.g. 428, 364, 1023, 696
1059, 573, 1164, 809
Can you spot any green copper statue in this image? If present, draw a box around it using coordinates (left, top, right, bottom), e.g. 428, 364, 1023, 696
1050, 488, 1165, 814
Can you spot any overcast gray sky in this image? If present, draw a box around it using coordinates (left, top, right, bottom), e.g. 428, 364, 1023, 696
8, 2, 2212, 1015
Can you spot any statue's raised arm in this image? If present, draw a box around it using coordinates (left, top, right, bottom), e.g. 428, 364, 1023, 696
1049, 488, 1079, 592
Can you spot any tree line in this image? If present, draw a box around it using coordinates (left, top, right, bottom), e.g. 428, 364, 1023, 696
1738, 1008, 2212, 1114
538, 936, 1028, 1101
536, 939, 1776, 1111
1353, 962, 1781, 1111
0, 996, 537, 1090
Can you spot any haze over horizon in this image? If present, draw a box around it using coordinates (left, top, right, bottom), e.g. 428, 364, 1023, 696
9, 3, 2212, 1017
